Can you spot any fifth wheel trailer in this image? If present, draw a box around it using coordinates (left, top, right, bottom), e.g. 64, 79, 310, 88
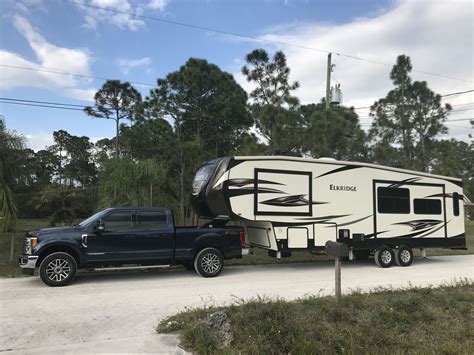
191, 156, 467, 268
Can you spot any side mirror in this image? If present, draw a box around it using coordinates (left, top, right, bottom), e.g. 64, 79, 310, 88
95, 220, 105, 232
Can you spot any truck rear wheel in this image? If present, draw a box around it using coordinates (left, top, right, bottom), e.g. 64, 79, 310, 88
39, 252, 77, 287
374, 246, 394, 268
194, 248, 224, 278
395, 245, 413, 267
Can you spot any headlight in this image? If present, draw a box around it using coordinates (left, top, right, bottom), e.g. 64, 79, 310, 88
24, 237, 37, 255
24, 238, 32, 254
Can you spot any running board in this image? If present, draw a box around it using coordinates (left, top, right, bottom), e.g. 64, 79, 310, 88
93, 265, 172, 272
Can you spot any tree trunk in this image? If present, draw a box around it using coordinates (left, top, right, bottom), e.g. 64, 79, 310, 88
149, 182, 153, 206
115, 118, 119, 158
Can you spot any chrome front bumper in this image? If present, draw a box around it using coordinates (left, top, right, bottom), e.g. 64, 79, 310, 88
19, 255, 38, 269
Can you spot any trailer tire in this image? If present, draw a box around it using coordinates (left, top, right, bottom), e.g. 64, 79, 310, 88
39, 252, 77, 287
395, 245, 413, 267
194, 248, 224, 278
374, 246, 394, 268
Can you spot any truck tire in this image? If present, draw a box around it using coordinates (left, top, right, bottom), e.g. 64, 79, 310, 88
395, 245, 413, 267
374, 246, 394, 268
39, 252, 77, 287
194, 248, 224, 278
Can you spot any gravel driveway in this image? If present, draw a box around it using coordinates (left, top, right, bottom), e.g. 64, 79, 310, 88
1, 255, 473, 354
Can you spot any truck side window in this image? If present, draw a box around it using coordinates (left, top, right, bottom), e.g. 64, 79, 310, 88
453, 192, 460, 216
377, 187, 410, 214
138, 211, 168, 229
103, 211, 133, 231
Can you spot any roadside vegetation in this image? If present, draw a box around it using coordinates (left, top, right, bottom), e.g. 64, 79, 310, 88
158, 281, 474, 354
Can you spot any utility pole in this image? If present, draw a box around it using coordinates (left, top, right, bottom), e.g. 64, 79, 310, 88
323, 53, 333, 156
325, 52, 332, 111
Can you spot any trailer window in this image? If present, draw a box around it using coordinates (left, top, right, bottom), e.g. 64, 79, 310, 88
414, 199, 442, 215
453, 192, 460, 216
377, 187, 410, 214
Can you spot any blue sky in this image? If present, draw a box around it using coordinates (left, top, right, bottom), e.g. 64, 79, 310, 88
1, 0, 472, 150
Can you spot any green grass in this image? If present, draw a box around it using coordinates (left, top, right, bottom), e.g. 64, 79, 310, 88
158, 281, 474, 354
1, 219, 472, 278
0, 218, 50, 278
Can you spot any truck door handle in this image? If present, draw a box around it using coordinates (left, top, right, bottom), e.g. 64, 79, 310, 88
81, 234, 87, 248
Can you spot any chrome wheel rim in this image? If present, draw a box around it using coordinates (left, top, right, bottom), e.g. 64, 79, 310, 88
45, 259, 71, 282
400, 250, 411, 263
381, 250, 392, 265
201, 253, 220, 274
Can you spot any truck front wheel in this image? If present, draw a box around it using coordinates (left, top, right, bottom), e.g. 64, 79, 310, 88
194, 248, 224, 278
39, 252, 77, 287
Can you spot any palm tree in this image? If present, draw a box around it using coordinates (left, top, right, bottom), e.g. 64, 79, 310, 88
0, 118, 25, 231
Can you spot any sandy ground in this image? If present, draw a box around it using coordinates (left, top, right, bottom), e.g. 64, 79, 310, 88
1, 255, 473, 354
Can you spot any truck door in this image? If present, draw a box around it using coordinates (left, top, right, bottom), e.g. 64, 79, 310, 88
374, 181, 446, 244
86, 210, 137, 262
134, 209, 174, 261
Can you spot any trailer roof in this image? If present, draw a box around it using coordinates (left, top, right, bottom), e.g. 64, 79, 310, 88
232, 155, 462, 182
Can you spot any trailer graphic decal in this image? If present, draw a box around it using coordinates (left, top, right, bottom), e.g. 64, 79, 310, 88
387, 177, 421, 188
315, 165, 360, 178
227, 178, 285, 187
228, 187, 285, 197
260, 195, 328, 207
392, 219, 443, 231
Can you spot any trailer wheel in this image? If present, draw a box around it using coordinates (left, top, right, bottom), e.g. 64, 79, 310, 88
194, 248, 224, 278
395, 245, 413, 267
374, 246, 394, 268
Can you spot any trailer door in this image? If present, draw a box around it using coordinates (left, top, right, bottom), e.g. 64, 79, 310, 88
374, 181, 446, 244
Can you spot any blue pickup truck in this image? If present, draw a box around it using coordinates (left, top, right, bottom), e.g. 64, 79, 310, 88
19, 207, 246, 286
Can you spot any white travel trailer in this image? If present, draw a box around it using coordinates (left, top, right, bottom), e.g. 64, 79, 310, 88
191, 156, 467, 268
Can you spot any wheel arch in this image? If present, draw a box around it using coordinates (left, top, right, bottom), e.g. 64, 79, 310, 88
192, 234, 224, 256
37, 244, 83, 267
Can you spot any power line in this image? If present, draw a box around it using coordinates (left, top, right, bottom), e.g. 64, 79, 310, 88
451, 108, 474, 113
68, 0, 473, 84
0, 97, 86, 108
441, 89, 474, 97
0, 100, 86, 111
0, 64, 157, 88
353, 91, 474, 111
0, 97, 99, 112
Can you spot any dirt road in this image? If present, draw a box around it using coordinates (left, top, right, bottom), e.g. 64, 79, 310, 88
1, 255, 473, 353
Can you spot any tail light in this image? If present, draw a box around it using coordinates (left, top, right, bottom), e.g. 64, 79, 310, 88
239, 230, 246, 247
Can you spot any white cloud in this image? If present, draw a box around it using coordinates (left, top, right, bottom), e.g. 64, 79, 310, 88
24, 131, 54, 151
75, 0, 144, 31
118, 57, 152, 74
0, 15, 96, 102
25, 132, 109, 151
148, 0, 168, 11
233, 0, 474, 141
74, 0, 169, 31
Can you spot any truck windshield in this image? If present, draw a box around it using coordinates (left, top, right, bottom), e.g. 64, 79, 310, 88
192, 159, 219, 196
77, 209, 110, 227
